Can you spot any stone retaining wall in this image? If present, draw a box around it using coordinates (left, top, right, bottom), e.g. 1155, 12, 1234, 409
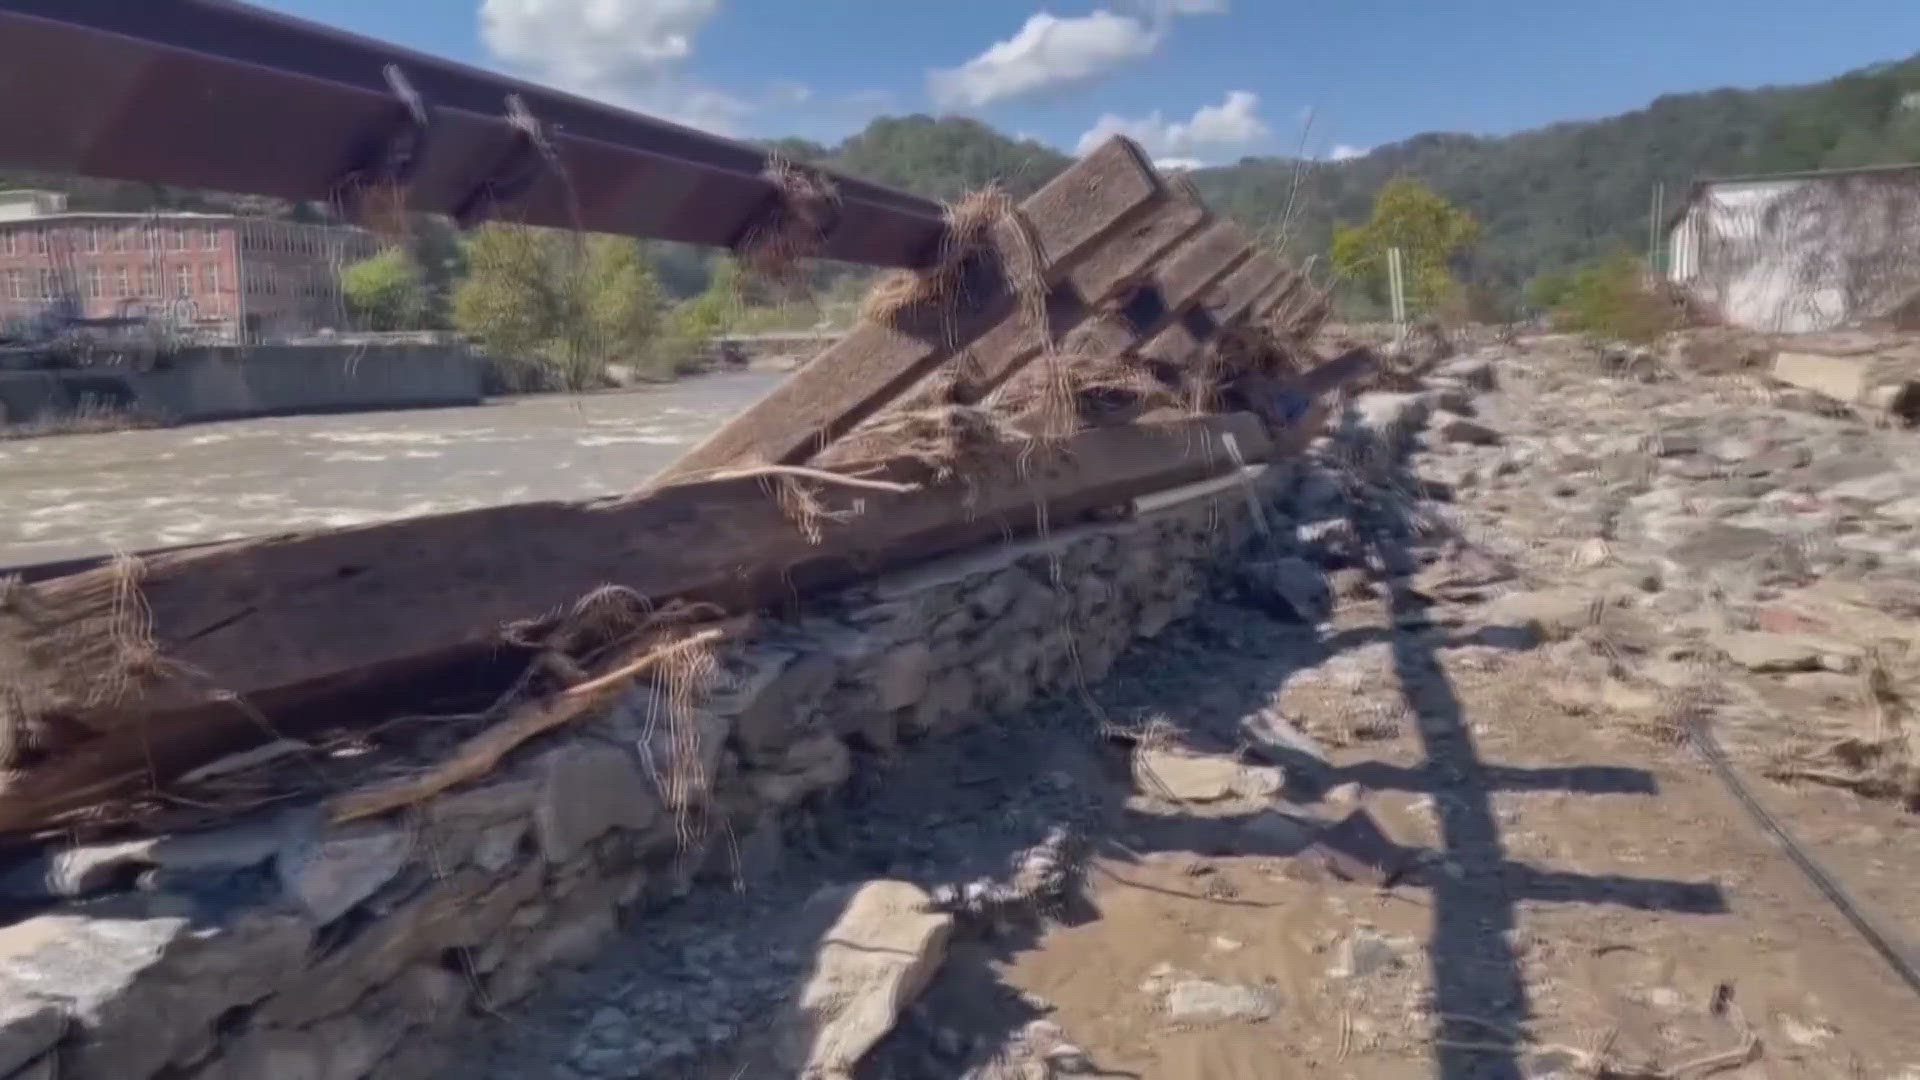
0, 461, 1290, 1080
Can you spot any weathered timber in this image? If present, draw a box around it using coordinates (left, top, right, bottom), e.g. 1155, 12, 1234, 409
877, 190, 1212, 413
1256, 271, 1305, 323
656, 136, 1166, 482
0, 415, 1273, 836
1134, 248, 1286, 368
971, 219, 1257, 404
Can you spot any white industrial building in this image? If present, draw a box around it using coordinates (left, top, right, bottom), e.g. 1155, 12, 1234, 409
1664, 163, 1920, 333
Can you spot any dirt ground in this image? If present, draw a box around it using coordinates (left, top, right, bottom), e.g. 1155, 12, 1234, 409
456, 339, 1920, 1080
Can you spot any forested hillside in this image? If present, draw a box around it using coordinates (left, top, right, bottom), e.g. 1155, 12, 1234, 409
804, 55, 1920, 298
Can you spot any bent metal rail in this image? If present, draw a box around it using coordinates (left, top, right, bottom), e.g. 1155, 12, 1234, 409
0, 0, 946, 267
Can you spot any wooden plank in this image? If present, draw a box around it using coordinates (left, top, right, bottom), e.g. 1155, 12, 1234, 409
960, 218, 1257, 407
879, 190, 1211, 413
0, 414, 1274, 835
1256, 270, 1304, 322
1135, 250, 1286, 368
656, 136, 1167, 482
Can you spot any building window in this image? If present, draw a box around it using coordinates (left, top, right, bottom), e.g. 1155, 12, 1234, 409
205, 227, 220, 252
29, 230, 46, 254
38, 269, 56, 300
202, 264, 218, 293
115, 267, 130, 297
175, 267, 192, 297
140, 268, 157, 296
85, 268, 102, 299
81, 227, 99, 254
4, 270, 20, 300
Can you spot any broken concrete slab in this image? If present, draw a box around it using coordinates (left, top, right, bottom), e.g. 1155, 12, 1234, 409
773, 880, 953, 1077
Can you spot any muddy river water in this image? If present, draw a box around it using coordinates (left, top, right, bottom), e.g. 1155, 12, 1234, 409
0, 369, 783, 569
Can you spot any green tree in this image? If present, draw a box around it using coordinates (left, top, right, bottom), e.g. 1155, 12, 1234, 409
1331, 178, 1481, 314
452, 226, 666, 390
1549, 251, 1676, 343
1526, 270, 1577, 313
339, 248, 430, 331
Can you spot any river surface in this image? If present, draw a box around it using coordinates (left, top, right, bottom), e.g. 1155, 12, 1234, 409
0, 369, 783, 569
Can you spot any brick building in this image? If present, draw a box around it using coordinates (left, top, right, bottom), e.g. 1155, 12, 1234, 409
0, 189, 381, 342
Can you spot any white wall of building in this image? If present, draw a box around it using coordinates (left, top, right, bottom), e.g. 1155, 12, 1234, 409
1666, 171, 1920, 333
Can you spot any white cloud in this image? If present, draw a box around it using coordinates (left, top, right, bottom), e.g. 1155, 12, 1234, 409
481, 0, 722, 87
928, 2, 1225, 109
929, 11, 1158, 108
767, 81, 812, 107
1152, 157, 1205, 173
479, 0, 748, 131
1329, 143, 1369, 161
1076, 90, 1271, 163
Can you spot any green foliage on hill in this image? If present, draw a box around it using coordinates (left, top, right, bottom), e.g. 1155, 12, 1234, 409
1187, 55, 1920, 301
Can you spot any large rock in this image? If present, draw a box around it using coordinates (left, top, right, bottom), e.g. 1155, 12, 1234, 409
773, 881, 952, 1077
534, 743, 662, 864
276, 820, 414, 925
682, 645, 836, 756
0, 900, 311, 1080
0, 991, 63, 1076
1237, 556, 1331, 623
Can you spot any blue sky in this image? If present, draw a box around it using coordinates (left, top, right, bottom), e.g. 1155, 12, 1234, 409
259, 0, 1920, 166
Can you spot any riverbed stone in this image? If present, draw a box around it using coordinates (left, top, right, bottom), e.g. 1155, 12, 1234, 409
1163, 979, 1278, 1023
277, 820, 414, 926
0, 900, 311, 1080
534, 744, 661, 865
772, 881, 953, 1076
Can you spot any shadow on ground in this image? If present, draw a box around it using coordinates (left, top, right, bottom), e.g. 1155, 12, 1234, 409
796, 419, 1731, 1079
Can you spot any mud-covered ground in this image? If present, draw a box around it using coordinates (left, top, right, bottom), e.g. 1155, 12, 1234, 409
452, 334, 1920, 1079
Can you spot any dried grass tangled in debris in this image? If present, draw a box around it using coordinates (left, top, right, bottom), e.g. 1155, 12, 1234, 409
814, 404, 1032, 486
734, 155, 842, 298
0, 556, 161, 770
860, 184, 1057, 416
990, 351, 1178, 430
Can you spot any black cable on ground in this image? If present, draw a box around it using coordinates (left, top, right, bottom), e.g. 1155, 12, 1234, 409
1683, 710, 1920, 998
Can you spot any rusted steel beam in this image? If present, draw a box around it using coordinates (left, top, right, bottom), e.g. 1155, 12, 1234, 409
0, 1, 946, 267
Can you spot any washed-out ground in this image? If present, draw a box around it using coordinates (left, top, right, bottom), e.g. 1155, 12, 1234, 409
0, 369, 781, 568
446, 334, 1920, 1079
